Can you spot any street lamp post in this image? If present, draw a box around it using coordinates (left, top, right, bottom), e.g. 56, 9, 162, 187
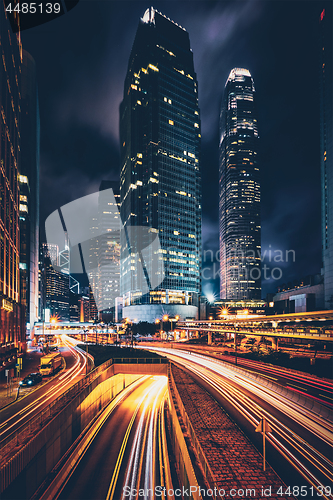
155, 319, 162, 339
169, 315, 179, 341
85, 335, 89, 375
163, 315, 169, 341
234, 326, 238, 366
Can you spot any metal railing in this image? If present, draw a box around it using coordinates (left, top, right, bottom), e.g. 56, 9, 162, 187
112, 357, 168, 364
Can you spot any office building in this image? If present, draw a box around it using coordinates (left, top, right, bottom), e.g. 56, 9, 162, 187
69, 291, 80, 322
0, 4, 26, 369
44, 257, 70, 321
88, 216, 99, 318
19, 50, 40, 332
120, 7, 202, 322
219, 68, 261, 300
79, 294, 90, 322
89, 285, 98, 322
42, 242, 59, 267
320, 6, 333, 309
273, 274, 324, 313
96, 180, 121, 320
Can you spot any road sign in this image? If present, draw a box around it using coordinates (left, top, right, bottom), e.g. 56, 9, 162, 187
255, 419, 272, 433
255, 417, 272, 471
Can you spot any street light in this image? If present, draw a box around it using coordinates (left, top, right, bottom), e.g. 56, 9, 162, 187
163, 315, 169, 341
234, 326, 238, 366
155, 318, 162, 339
125, 318, 133, 347
169, 315, 180, 341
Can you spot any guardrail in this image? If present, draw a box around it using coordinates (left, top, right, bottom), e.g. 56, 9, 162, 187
113, 357, 168, 363
0, 357, 113, 464
180, 326, 333, 340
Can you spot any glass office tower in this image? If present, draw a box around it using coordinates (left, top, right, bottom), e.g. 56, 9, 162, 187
219, 68, 261, 300
120, 7, 202, 322
96, 180, 121, 319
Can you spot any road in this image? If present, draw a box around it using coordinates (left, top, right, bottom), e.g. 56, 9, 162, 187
145, 342, 333, 408
0, 335, 92, 449
146, 347, 333, 500
58, 376, 170, 500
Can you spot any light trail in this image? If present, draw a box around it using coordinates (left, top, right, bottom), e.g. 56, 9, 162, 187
147, 347, 333, 500
174, 345, 333, 395
0, 335, 89, 443
106, 376, 168, 500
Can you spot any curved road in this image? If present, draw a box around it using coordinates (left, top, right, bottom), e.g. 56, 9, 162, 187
58, 376, 170, 500
146, 347, 333, 500
144, 343, 333, 408
0, 335, 92, 450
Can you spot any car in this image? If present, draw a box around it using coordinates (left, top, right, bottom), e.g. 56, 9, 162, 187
19, 373, 43, 387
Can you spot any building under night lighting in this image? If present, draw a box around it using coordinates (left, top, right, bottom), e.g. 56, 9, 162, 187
96, 180, 121, 321
44, 257, 70, 321
19, 50, 40, 332
219, 68, 261, 301
0, 4, 26, 369
120, 7, 202, 322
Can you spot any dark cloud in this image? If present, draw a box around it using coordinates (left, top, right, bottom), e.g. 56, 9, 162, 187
21, 0, 324, 298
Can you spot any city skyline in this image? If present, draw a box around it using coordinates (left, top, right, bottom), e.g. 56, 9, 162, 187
21, 0, 327, 299
0, 4, 333, 498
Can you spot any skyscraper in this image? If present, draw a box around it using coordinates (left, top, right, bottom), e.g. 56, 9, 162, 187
96, 180, 121, 319
219, 68, 261, 300
0, 4, 26, 365
44, 257, 70, 321
319, 6, 333, 309
19, 50, 40, 331
120, 7, 202, 322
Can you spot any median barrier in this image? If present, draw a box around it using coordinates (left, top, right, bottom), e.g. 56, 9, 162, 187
170, 346, 333, 422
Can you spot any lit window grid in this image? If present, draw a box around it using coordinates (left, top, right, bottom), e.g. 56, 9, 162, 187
120, 36, 201, 301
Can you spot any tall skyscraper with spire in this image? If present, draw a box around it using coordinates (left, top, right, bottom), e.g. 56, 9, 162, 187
219, 68, 261, 300
120, 7, 202, 322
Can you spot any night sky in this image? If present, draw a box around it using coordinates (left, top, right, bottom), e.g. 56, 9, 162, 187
21, 0, 326, 300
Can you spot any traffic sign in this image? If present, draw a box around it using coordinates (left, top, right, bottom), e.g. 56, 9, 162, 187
255, 417, 272, 471
255, 419, 272, 433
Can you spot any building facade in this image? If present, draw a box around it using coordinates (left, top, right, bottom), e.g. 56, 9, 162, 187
0, 4, 26, 369
44, 257, 70, 321
19, 50, 40, 332
219, 68, 261, 301
120, 7, 202, 322
319, 5, 333, 309
96, 180, 121, 319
